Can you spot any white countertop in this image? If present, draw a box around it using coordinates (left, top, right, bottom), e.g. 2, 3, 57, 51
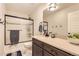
33, 35, 79, 56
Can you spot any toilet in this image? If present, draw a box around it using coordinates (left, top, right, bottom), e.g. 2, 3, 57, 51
22, 41, 32, 56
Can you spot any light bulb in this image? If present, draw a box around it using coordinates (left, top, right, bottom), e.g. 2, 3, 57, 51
49, 7, 55, 11
48, 3, 58, 11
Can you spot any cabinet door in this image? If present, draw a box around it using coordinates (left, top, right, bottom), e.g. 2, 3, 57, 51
43, 43, 57, 56
55, 49, 73, 56
32, 38, 43, 47
32, 44, 43, 56
43, 50, 52, 56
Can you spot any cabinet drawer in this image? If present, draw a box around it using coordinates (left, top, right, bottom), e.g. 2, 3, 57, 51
32, 38, 43, 47
32, 44, 43, 56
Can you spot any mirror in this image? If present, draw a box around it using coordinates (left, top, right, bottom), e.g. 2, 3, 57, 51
43, 3, 79, 39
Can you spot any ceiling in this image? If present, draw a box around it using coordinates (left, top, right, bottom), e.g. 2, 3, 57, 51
5, 3, 45, 15
5, 3, 77, 17
43, 3, 77, 18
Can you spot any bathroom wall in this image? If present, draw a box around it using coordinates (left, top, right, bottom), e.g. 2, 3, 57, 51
0, 3, 5, 55
30, 4, 47, 35
44, 4, 79, 39
5, 10, 28, 18
46, 10, 68, 39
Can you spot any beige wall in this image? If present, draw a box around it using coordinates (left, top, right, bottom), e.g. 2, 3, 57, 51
5, 10, 28, 18
30, 4, 47, 35
0, 3, 5, 55
0, 24, 4, 55
46, 10, 68, 39
44, 4, 79, 39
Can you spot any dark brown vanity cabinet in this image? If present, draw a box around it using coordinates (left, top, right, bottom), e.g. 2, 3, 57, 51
43, 50, 53, 56
32, 38, 74, 56
32, 44, 43, 56
43, 42, 73, 56
32, 38, 43, 56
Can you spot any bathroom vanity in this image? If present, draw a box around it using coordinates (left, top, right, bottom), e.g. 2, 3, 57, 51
32, 36, 79, 56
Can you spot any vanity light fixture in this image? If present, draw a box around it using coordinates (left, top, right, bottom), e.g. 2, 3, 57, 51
48, 3, 57, 11
48, 7, 56, 11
